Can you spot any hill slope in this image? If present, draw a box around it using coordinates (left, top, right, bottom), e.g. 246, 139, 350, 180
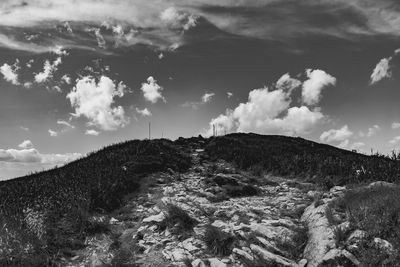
1, 133, 400, 266
205, 133, 400, 187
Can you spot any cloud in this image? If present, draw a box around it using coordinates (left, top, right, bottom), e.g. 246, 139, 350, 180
61, 74, 72, 84
67, 75, 129, 131
370, 57, 392, 85
23, 82, 33, 88
202, 92, 215, 103
207, 72, 328, 136
34, 57, 62, 83
0, 60, 20, 85
366, 124, 380, 137
57, 120, 74, 129
392, 122, 400, 129
86, 27, 106, 49
26, 59, 34, 68
0, 142, 80, 164
350, 142, 365, 150
276, 73, 302, 92
389, 136, 400, 145
136, 107, 152, 117
1, 0, 400, 53
85, 129, 100, 136
302, 69, 336, 105
320, 125, 353, 143
48, 129, 58, 137
160, 7, 198, 31
182, 92, 215, 109
20, 126, 29, 131
18, 140, 34, 149
140, 76, 166, 103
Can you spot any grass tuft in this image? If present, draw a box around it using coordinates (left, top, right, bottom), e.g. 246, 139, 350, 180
203, 225, 235, 256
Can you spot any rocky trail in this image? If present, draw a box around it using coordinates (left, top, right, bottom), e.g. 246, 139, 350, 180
64, 148, 361, 267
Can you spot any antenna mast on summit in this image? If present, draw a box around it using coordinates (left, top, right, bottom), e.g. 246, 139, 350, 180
149, 122, 151, 140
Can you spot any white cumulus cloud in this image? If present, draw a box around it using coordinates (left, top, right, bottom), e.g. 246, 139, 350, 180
34, 57, 62, 83
85, 129, 100, 136
67, 75, 129, 131
160, 7, 198, 31
320, 125, 353, 143
141, 76, 166, 103
202, 92, 215, 103
0, 142, 81, 165
366, 125, 380, 137
370, 57, 392, 85
302, 69, 336, 105
136, 107, 152, 117
0, 60, 20, 85
18, 140, 34, 149
392, 122, 400, 129
207, 72, 327, 136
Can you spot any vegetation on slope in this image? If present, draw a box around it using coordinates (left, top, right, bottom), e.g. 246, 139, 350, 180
0, 139, 191, 265
332, 185, 400, 266
204, 133, 400, 187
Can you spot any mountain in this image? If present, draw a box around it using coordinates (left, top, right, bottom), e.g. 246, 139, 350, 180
1, 134, 400, 266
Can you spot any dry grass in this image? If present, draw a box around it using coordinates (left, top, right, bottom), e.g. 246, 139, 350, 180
334, 185, 400, 266
203, 225, 235, 256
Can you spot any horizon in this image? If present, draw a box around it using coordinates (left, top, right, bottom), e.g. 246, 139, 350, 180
1, 0, 400, 179
0, 132, 389, 181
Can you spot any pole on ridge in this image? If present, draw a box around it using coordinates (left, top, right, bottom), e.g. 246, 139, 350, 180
149, 122, 151, 140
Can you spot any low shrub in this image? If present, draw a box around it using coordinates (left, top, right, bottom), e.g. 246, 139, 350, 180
203, 225, 235, 256
159, 204, 197, 233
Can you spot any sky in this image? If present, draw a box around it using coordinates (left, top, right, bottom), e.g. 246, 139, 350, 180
1, 0, 400, 180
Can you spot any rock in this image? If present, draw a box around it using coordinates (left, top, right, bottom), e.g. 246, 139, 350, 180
213, 174, 240, 186
330, 186, 346, 193
368, 181, 396, 188
346, 230, 366, 249
212, 220, 228, 228
298, 259, 307, 267
208, 258, 227, 267
170, 248, 192, 261
192, 259, 207, 267
321, 249, 360, 266
250, 223, 294, 242
143, 212, 166, 223
233, 248, 254, 261
307, 190, 320, 199
250, 244, 297, 266
373, 237, 394, 253
301, 202, 335, 267
181, 238, 200, 252
109, 217, 119, 224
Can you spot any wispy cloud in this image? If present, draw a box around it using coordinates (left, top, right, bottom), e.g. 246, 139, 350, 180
0, 0, 400, 53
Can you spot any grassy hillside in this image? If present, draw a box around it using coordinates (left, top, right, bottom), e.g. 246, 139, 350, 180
0, 139, 191, 265
205, 133, 400, 187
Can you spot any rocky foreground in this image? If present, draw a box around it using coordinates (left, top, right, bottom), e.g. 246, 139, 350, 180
62, 148, 391, 267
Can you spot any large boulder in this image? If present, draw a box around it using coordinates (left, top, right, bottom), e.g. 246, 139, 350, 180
301, 202, 335, 267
